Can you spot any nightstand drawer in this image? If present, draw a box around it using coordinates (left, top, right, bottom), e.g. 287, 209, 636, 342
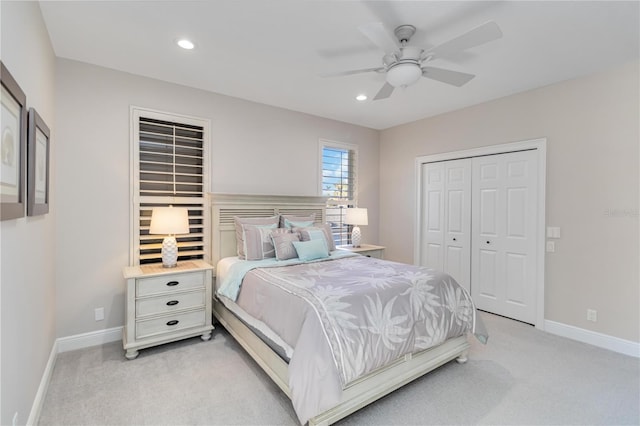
362, 249, 383, 259
136, 309, 205, 339
136, 290, 205, 318
136, 271, 204, 297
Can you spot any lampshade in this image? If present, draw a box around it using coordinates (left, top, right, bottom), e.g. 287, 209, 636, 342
386, 63, 422, 88
345, 208, 368, 226
149, 207, 190, 235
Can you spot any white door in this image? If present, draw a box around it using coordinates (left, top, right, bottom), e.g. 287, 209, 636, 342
420, 159, 471, 292
420, 162, 445, 271
471, 150, 538, 324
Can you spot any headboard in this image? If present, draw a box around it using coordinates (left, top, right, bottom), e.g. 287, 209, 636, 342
210, 193, 327, 268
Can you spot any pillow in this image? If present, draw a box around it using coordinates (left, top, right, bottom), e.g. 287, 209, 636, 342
244, 226, 288, 261
295, 223, 336, 252
292, 239, 329, 262
234, 216, 279, 259
271, 232, 300, 260
280, 213, 316, 229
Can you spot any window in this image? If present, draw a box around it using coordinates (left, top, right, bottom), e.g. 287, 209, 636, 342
131, 108, 210, 265
320, 140, 358, 246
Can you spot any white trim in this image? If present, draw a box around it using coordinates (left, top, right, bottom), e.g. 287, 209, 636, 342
56, 326, 123, 353
26, 340, 58, 426
414, 138, 547, 329
545, 320, 640, 358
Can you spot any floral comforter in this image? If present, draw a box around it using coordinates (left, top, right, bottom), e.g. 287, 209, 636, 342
218, 255, 487, 424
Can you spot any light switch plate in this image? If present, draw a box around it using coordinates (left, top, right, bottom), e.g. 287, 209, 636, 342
547, 227, 561, 239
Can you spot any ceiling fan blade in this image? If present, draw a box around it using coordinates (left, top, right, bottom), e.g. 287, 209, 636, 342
319, 67, 385, 78
373, 82, 394, 100
422, 66, 475, 87
358, 22, 399, 55
425, 21, 502, 58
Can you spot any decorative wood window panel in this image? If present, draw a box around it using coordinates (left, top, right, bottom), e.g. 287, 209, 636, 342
131, 108, 210, 265
320, 140, 358, 246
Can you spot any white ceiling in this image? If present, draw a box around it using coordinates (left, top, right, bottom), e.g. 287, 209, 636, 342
39, 1, 639, 130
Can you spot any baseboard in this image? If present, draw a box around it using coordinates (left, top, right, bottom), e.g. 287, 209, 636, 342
544, 320, 639, 358
27, 339, 58, 426
56, 326, 123, 353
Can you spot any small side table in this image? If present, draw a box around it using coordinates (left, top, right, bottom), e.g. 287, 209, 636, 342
122, 260, 214, 360
336, 244, 385, 259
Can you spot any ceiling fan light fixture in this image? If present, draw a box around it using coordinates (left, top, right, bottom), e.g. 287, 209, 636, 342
386, 63, 422, 88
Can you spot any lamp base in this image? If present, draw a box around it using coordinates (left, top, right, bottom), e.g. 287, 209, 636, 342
351, 226, 362, 248
162, 236, 179, 268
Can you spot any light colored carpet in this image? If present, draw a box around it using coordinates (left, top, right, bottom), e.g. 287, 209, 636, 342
38, 312, 639, 425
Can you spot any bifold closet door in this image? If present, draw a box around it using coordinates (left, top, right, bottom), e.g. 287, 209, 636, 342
471, 150, 537, 324
420, 159, 471, 292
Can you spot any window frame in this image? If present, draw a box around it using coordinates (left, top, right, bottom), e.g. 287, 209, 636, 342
129, 106, 211, 265
318, 139, 359, 246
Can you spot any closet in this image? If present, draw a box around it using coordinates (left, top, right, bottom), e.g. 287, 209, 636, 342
417, 143, 543, 325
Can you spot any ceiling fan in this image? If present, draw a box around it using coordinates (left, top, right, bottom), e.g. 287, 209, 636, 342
324, 21, 503, 100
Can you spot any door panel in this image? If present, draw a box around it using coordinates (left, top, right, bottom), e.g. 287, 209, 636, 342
506, 187, 527, 238
421, 163, 444, 270
505, 252, 526, 304
478, 249, 498, 298
420, 159, 471, 292
472, 150, 537, 324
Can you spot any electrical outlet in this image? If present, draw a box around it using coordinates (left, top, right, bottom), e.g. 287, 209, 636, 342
94, 307, 104, 321
587, 309, 597, 322
546, 241, 555, 252
12, 412, 18, 426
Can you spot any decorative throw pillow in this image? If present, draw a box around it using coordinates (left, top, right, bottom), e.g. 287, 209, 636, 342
295, 223, 336, 252
243, 226, 288, 261
234, 216, 279, 259
292, 239, 329, 261
280, 213, 316, 229
271, 232, 300, 260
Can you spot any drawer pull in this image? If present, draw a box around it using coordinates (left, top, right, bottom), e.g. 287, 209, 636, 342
166, 300, 179, 306
166, 320, 179, 326
166, 281, 179, 287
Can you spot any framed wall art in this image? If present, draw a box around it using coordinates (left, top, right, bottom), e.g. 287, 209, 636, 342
1, 61, 27, 221
27, 108, 50, 216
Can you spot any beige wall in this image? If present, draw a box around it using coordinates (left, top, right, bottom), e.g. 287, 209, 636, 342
379, 61, 639, 343
0, 2, 57, 425
54, 58, 379, 338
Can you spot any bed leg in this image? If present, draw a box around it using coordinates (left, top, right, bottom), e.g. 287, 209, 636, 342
455, 350, 468, 364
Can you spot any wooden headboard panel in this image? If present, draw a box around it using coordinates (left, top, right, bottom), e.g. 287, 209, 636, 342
210, 193, 327, 267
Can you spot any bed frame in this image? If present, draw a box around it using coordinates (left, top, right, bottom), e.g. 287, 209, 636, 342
209, 193, 470, 426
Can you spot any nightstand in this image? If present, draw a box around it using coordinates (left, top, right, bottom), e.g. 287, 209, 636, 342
336, 244, 385, 259
122, 260, 214, 360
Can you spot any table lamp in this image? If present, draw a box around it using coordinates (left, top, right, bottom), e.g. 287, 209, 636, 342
149, 206, 190, 267
345, 207, 368, 248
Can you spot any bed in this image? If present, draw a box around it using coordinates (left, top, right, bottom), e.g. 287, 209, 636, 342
210, 193, 486, 425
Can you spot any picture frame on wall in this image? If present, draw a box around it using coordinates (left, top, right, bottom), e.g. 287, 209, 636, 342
1, 61, 27, 221
27, 108, 50, 216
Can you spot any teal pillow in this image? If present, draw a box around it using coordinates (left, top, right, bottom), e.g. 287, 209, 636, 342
292, 239, 329, 261
284, 218, 315, 229
280, 213, 316, 229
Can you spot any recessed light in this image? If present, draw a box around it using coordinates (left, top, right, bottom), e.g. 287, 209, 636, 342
356, 94, 367, 101
177, 39, 195, 50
